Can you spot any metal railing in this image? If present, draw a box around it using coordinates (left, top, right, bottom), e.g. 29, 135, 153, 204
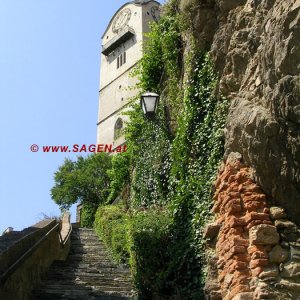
1, 227, 14, 236
0, 220, 72, 285
58, 223, 72, 248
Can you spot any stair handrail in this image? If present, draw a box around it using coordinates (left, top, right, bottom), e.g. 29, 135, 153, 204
0, 222, 60, 285
58, 212, 72, 248
1, 227, 14, 236
59, 222, 72, 248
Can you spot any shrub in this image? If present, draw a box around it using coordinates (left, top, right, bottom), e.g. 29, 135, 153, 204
94, 205, 129, 264
94, 205, 173, 299
80, 203, 97, 228
107, 151, 131, 204
128, 209, 172, 299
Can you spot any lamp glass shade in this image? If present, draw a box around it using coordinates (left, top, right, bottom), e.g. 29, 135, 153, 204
140, 92, 159, 117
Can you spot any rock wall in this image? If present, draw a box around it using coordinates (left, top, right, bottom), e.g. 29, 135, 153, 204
177, 0, 300, 297
180, 0, 300, 224
176, 0, 300, 298
204, 153, 300, 299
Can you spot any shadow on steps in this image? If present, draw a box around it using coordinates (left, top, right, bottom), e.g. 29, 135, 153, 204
31, 228, 136, 300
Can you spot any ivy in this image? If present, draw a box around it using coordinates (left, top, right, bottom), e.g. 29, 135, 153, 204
107, 151, 131, 204
102, 0, 229, 298
167, 53, 229, 296
125, 102, 171, 207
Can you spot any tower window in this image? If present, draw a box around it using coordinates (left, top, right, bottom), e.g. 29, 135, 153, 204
114, 118, 123, 140
117, 52, 127, 69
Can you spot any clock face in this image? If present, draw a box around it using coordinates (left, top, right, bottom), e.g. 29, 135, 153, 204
151, 6, 160, 22
112, 8, 132, 33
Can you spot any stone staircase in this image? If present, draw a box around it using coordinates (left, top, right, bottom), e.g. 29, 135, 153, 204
31, 227, 135, 300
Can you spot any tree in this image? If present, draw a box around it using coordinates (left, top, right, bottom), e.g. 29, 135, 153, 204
51, 153, 112, 211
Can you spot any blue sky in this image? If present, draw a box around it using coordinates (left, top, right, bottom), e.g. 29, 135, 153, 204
0, 0, 162, 233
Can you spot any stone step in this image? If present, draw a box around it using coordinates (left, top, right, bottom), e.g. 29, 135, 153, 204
31, 228, 134, 299
44, 271, 132, 280
71, 239, 104, 244
44, 275, 131, 283
70, 249, 109, 254
33, 294, 130, 300
47, 266, 130, 275
70, 243, 105, 247
72, 234, 101, 237
70, 240, 103, 245
38, 279, 133, 288
34, 284, 133, 294
40, 281, 131, 288
66, 254, 114, 261
66, 258, 113, 263
32, 286, 133, 300
71, 234, 101, 239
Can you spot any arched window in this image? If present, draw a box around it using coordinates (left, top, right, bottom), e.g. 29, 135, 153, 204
114, 118, 123, 140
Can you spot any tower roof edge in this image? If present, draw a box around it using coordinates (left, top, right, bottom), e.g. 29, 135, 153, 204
101, 0, 160, 39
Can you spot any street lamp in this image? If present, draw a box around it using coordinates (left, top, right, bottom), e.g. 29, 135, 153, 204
140, 92, 159, 118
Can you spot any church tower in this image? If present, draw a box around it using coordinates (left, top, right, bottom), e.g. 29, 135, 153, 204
96, 0, 160, 149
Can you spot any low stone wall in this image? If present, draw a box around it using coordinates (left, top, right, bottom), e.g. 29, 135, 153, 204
0, 219, 56, 275
0, 215, 71, 300
205, 153, 300, 299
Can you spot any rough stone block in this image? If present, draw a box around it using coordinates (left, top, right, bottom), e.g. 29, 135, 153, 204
227, 202, 243, 214
231, 272, 250, 286
231, 245, 247, 255
253, 285, 276, 299
231, 292, 254, 300
246, 219, 273, 230
217, 258, 225, 269
249, 224, 280, 245
204, 279, 222, 300
223, 273, 234, 288
251, 250, 268, 260
269, 245, 289, 264
248, 245, 267, 255
203, 223, 222, 240
280, 261, 300, 278
259, 266, 279, 278
244, 201, 265, 212
251, 266, 264, 277
270, 207, 287, 220
278, 279, 300, 292
291, 244, 300, 261
230, 236, 249, 247
275, 219, 297, 230
228, 261, 248, 272
231, 253, 250, 262
226, 152, 242, 165
244, 212, 270, 223
229, 285, 250, 298
228, 216, 247, 228
250, 259, 269, 269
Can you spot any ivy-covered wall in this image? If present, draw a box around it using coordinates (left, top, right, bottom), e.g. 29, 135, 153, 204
94, 0, 228, 298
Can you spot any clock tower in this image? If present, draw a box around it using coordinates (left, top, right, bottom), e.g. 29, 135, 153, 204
96, 0, 160, 150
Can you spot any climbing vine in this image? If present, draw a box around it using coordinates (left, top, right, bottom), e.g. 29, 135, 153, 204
125, 0, 184, 208
167, 53, 229, 296
94, 0, 229, 298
